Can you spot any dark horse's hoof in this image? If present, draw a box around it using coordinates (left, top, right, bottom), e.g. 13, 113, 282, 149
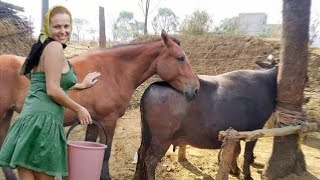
100, 178, 111, 180
240, 174, 254, 180
100, 174, 111, 180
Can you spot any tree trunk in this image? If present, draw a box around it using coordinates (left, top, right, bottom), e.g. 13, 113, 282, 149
263, 0, 311, 179
144, 11, 148, 35
143, 0, 150, 35
99, 6, 106, 48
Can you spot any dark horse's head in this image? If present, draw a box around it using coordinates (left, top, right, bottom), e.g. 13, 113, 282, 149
155, 30, 199, 101
255, 57, 279, 69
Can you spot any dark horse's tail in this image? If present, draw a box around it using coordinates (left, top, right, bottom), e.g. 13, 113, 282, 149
134, 83, 154, 180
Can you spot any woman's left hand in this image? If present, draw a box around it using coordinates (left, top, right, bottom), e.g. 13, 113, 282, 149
82, 72, 101, 89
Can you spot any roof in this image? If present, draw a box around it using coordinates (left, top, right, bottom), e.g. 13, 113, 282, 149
0, 1, 33, 56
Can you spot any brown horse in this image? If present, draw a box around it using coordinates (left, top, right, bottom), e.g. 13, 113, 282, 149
134, 61, 277, 180
0, 30, 200, 180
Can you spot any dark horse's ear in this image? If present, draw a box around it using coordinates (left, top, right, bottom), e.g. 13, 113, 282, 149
161, 29, 170, 47
255, 60, 274, 69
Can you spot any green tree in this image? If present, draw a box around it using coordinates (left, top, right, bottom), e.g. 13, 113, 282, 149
112, 11, 144, 42
179, 10, 213, 35
214, 17, 240, 35
258, 25, 282, 38
309, 17, 320, 45
87, 28, 97, 41
131, 21, 145, 38
139, 0, 151, 34
139, 0, 161, 35
151, 8, 179, 34
73, 18, 89, 42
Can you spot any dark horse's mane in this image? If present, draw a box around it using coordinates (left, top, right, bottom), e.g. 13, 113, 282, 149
149, 81, 171, 87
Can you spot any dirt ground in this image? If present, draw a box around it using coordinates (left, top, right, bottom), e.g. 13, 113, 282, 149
1, 108, 320, 180
74, 108, 320, 180
41, 36, 320, 180
1, 35, 320, 180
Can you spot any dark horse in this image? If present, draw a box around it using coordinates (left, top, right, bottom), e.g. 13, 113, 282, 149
134, 61, 277, 180
0, 30, 200, 180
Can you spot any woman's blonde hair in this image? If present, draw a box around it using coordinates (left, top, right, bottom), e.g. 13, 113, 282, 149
49, 6, 72, 23
40, 5, 72, 42
21, 6, 73, 78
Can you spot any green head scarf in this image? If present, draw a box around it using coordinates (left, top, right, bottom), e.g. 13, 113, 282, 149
39, 5, 73, 43
21, 5, 72, 78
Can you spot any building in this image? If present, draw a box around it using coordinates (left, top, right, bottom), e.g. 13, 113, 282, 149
238, 13, 267, 35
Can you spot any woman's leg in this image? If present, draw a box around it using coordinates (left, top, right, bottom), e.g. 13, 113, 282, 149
34, 171, 54, 180
17, 166, 35, 180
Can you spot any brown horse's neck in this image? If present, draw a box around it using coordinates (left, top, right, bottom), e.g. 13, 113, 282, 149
99, 40, 162, 89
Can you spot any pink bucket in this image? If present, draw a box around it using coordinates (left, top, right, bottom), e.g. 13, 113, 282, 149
66, 121, 108, 180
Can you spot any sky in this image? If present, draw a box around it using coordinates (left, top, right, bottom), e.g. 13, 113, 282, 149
3, 0, 320, 40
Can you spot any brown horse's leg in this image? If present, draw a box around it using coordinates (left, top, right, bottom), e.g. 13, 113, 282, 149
178, 145, 187, 162
230, 141, 241, 177
99, 118, 117, 180
0, 109, 18, 180
0, 109, 13, 147
2, 168, 17, 180
145, 142, 171, 180
242, 140, 257, 180
85, 123, 99, 142
84, 118, 115, 180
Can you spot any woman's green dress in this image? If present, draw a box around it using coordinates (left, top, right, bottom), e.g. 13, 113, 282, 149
0, 63, 77, 176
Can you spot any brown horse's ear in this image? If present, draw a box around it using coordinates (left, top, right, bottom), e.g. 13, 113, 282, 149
161, 29, 170, 47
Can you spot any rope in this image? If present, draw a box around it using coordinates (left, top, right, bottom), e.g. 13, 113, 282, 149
275, 106, 305, 126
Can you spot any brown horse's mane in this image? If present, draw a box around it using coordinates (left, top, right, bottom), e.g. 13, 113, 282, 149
66, 36, 181, 60
82, 36, 182, 60
111, 36, 181, 49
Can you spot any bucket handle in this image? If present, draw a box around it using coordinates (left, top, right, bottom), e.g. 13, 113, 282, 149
66, 120, 108, 144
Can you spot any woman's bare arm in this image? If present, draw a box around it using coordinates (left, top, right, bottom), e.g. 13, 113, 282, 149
70, 72, 101, 90
43, 41, 91, 124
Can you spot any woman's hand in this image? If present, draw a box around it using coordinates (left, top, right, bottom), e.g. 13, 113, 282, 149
82, 72, 101, 89
76, 106, 92, 125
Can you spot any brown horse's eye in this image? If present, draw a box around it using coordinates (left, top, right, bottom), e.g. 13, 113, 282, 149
177, 56, 185, 61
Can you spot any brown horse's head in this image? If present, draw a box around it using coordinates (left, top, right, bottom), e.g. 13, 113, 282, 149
155, 30, 200, 101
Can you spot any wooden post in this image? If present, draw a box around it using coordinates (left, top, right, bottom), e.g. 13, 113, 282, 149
216, 129, 239, 180
99, 6, 106, 48
263, 0, 311, 179
178, 145, 187, 162
218, 123, 319, 142
216, 122, 318, 180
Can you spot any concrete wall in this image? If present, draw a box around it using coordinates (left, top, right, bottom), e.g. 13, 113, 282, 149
239, 13, 268, 35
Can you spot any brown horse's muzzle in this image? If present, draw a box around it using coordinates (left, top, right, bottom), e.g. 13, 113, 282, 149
183, 84, 199, 101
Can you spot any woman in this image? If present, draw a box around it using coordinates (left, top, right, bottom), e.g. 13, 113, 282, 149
0, 5, 100, 180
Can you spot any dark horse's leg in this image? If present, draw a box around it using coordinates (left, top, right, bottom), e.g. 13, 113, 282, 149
0, 109, 18, 180
85, 118, 116, 180
134, 139, 170, 180
134, 143, 146, 180
242, 140, 257, 180
145, 142, 171, 180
